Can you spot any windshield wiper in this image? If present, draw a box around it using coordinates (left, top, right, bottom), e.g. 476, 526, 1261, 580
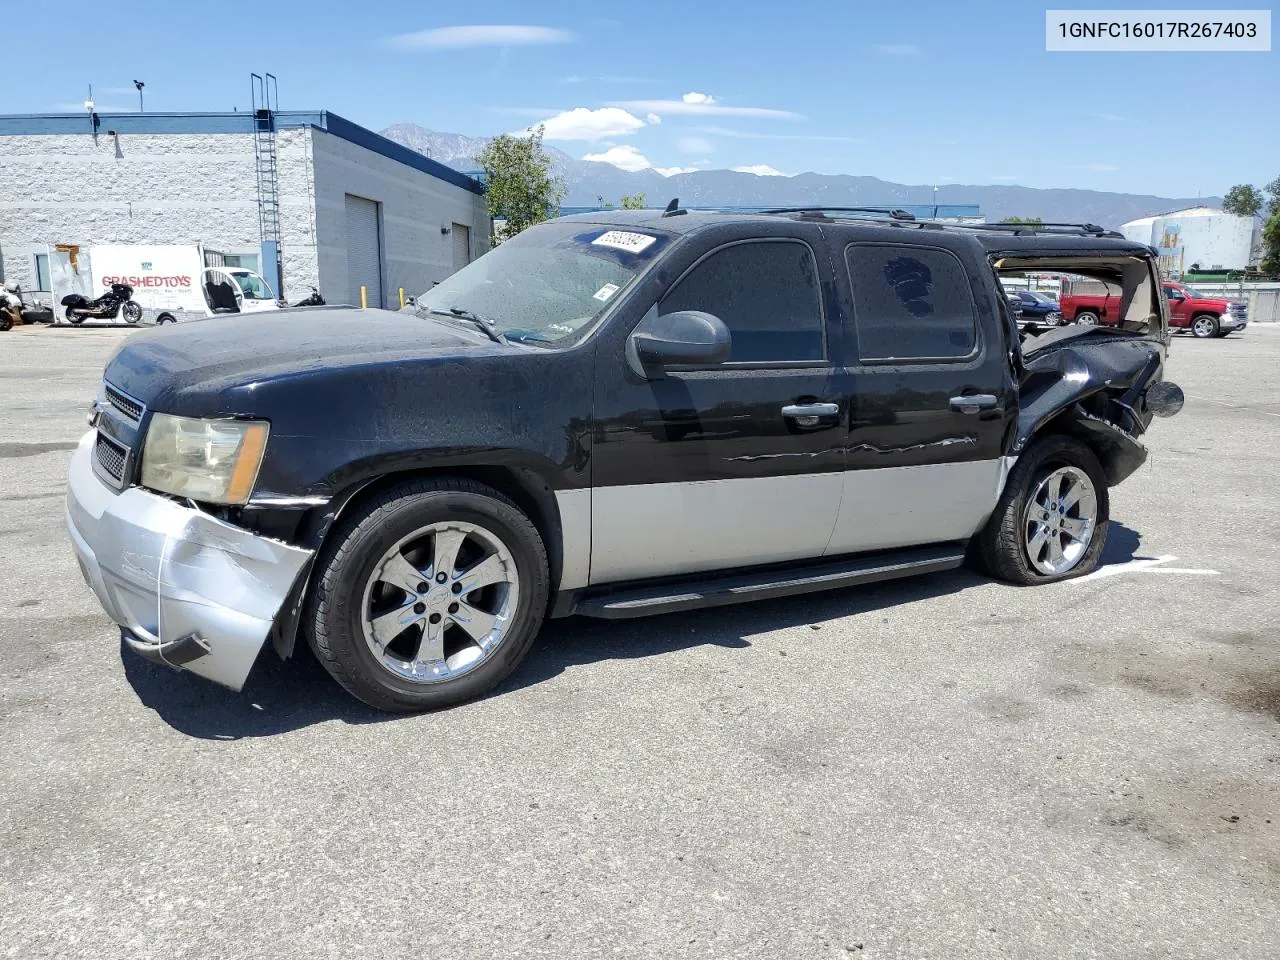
446, 306, 506, 344
417, 305, 507, 344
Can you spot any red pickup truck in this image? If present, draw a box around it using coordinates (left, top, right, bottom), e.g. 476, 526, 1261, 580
1060, 281, 1248, 338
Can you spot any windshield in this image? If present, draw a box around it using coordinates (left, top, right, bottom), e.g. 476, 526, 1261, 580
230, 271, 275, 300
412, 221, 670, 345
1179, 285, 1208, 299
1029, 291, 1058, 303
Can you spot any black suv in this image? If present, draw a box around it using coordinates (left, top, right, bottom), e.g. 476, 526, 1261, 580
67, 207, 1182, 711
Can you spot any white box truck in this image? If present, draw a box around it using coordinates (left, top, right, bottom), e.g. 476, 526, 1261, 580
51, 244, 281, 325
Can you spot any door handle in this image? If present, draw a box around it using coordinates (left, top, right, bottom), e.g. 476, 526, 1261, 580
782, 402, 839, 428
949, 394, 999, 414
782, 402, 839, 418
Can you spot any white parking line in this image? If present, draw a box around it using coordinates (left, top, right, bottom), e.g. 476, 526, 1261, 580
1070, 555, 1221, 584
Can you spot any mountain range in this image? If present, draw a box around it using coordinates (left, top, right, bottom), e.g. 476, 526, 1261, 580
380, 123, 1218, 228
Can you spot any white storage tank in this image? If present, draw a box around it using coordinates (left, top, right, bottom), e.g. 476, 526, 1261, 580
1121, 206, 1258, 272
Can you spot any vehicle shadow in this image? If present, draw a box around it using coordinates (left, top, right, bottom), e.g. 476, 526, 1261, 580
122, 565, 989, 740
1099, 521, 1142, 566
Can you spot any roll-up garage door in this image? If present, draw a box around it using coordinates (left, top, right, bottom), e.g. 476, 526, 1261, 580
345, 194, 383, 308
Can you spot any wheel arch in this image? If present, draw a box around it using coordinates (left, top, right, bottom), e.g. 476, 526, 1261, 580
271, 462, 569, 660
1022, 406, 1146, 488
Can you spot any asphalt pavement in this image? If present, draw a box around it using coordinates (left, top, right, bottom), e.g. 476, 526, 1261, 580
1, 323, 1277, 959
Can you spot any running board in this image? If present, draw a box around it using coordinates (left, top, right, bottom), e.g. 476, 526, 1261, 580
574, 542, 968, 620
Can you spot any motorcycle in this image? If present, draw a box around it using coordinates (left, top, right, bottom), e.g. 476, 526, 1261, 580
292, 286, 326, 307
62, 283, 143, 325
0, 283, 22, 331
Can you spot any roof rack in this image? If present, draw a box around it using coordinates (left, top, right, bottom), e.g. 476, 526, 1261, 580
761, 206, 917, 221
754, 207, 1124, 239
938, 221, 1126, 238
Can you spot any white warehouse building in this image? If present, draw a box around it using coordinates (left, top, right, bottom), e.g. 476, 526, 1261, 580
0, 110, 489, 309
1120, 206, 1259, 275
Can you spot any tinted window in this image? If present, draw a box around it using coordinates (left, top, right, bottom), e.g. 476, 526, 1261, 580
661, 240, 824, 362
846, 244, 977, 361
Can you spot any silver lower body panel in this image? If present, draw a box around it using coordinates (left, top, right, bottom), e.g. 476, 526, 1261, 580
65, 431, 313, 690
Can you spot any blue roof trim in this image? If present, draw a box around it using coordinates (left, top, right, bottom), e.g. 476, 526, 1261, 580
0, 110, 484, 195
320, 112, 484, 195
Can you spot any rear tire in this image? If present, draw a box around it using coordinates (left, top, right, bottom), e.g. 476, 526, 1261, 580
976, 435, 1109, 585
305, 477, 549, 712
65, 307, 84, 325
0, 313, 12, 332
156, 313, 176, 325
1191, 314, 1219, 339
1075, 311, 1099, 327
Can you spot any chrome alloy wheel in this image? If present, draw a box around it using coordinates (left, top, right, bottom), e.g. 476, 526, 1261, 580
360, 521, 520, 683
1023, 466, 1098, 576
1192, 315, 1217, 338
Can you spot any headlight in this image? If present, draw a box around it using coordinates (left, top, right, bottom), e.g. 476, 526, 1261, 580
140, 413, 269, 504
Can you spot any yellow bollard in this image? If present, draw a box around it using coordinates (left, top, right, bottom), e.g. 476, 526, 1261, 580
398, 287, 405, 308
360, 286, 367, 309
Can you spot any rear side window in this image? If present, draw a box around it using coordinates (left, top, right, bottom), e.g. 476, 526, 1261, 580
661, 240, 824, 362
846, 244, 977, 361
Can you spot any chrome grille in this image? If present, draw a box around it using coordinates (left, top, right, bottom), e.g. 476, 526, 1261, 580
94, 433, 127, 482
1228, 303, 1248, 320
104, 383, 144, 422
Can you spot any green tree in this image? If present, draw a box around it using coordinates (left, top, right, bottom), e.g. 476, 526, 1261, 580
477, 125, 566, 240
998, 216, 1043, 225
1264, 176, 1280, 216
1222, 183, 1264, 217
1260, 211, 1280, 275
620, 193, 646, 210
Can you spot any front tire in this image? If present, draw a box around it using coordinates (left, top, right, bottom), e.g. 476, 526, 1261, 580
121, 301, 142, 324
305, 477, 549, 712
976, 435, 1109, 585
1191, 314, 1219, 339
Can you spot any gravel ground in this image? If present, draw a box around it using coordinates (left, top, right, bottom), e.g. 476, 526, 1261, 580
1, 323, 1277, 959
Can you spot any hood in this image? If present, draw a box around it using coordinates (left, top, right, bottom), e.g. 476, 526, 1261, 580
103, 307, 516, 406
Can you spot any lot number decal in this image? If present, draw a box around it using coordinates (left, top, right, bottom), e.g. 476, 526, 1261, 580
592, 231, 657, 254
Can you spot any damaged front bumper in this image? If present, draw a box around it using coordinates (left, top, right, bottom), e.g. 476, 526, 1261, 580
65, 431, 313, 690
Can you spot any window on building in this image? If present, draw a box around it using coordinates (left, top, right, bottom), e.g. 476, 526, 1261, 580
846, 244, 977, 362
660, 240, 825, 362
34, 254, 51, 292
221, 254, 260, 272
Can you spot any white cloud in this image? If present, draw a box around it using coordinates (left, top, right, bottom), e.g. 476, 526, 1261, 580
875, 43, 921, 55
654, 165, 699, 177
389, 25, 575, 49
677, 136, 714, 154
581, 144, 653, 172
682, 92, 718, 105
697, 125, 857, 143
492, 106, 560, 119
610, 99, 802, 119
517, 106, 647, 141
646, 112, 662, 125
559, 74, 585, 84
732, 164, 789, 177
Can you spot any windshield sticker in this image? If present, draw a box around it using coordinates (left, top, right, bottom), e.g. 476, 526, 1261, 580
592, 282, 621, 302
592, 231, 657, 254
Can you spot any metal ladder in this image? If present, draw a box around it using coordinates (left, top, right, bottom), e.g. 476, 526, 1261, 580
250, 73, 283, 296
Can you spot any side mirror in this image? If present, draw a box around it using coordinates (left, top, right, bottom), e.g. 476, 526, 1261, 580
626, 308, 732, 377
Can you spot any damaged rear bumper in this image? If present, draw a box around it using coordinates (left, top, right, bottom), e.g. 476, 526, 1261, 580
65, 431, 313, 690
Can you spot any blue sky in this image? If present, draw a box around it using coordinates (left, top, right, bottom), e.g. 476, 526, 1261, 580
4, 0, 1275, 197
